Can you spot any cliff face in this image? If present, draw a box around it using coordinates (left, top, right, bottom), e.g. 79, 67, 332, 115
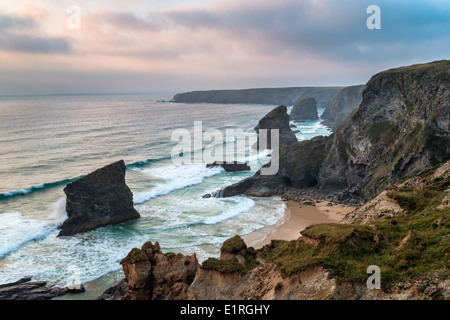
216, 60, 450, 203
58, 160, 140, 237
172, 87, 342, 108
321, 85, 365, 130
290, 97, 319, 121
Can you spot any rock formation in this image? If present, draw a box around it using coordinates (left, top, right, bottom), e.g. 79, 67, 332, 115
172, 87, 342, 107
206, 161, 251, 172
321, 85, 365, 131
290, 97, 319, 121
58, 160, 140, 237
102, 241, 199, 300
0, 277, 84, 300
254, 105, 298, 150
214, 60, 450, 203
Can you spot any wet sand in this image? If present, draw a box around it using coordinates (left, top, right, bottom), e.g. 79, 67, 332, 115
243, 200, 355, 249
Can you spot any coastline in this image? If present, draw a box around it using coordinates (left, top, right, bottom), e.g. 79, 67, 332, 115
243, 200, 355, 249
59, 200, 355, 300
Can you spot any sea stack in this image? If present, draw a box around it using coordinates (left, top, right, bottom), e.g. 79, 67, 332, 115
290, 97, 319, 121
254, 105, 298, 149
58, 160, 140, 237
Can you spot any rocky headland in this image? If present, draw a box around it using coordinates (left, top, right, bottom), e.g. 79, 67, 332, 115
172, 87, 342, 108
58, 160, 140, 237
214, 60, 450, 204
290, 97, 319, 121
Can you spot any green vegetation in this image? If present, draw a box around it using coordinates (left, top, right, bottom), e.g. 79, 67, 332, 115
262, 164, 449, 288
202, 247, 260, 275
221, 235, 247, 254
120, 248, 148, 265
363, 122, 399, 144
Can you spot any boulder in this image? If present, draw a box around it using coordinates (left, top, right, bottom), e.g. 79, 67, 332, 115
58, 160, 140, 237
290, 97, 319, 121
206, 161, 251, 172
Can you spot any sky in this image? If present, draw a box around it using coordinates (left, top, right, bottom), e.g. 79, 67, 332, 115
0, 0, 449, 95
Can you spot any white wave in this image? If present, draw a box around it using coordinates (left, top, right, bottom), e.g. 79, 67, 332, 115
0, 212, 53, 259
133, 164, 224, 204
47, 197, 68, 228
203, 196, 255, 225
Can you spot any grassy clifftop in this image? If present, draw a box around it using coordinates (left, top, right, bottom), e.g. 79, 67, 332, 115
262, 161, 449, 289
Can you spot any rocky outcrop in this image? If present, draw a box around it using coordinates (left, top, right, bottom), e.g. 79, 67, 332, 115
0, 277, 83, 300
106, 241, 199, 300
290, 97, 319, 121
321, 85, 365, 130
215, 60, 450, 203
172, 87, 342, 107
254, 105, 298, 149
206, 161, 251, 172
58, 160, 140, 237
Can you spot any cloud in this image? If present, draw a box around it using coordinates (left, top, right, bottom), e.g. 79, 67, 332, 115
0, 12, 72, 54
0, 0, 449, 94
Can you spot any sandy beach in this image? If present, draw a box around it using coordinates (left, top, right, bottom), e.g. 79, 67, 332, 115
243, 200, 355, 249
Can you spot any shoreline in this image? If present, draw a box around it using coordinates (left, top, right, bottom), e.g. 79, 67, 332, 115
243, 200, 355, 249
57, 200, 355, 300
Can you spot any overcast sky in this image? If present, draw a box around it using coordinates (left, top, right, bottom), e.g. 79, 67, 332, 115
0, 0, 449, 95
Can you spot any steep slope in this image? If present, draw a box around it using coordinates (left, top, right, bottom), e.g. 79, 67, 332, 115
321, 85, 365, 130
172, 87, 342, 108
216, 60, 450, 203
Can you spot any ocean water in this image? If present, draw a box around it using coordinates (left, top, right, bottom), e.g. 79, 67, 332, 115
0, 93, 331, 286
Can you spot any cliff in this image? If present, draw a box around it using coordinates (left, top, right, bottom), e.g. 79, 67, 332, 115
104, 163, 449, 300
290, 97, 319, 121
321, 85, 365, 130
254, 105, 298, 149
172, 87, 342, 108
58, 160, 140, 237
215, 60, 450, 203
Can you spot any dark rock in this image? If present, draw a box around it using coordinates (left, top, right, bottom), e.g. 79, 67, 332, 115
58, 160, 140, 237
290, 97, 319, 121
202, 194, 212, 199
321, 85, 365, 131
96, 280, 128, 300
206, 161, 251, 172
0, 279, 69, 300
254, 105, 298, 149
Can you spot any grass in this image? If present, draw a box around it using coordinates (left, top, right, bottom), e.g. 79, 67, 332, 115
202, 247, 260, 275
260, 163, 450, 288
363, 122, 399, 144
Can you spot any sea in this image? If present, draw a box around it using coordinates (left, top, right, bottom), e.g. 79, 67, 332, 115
0, 93, 332, 290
